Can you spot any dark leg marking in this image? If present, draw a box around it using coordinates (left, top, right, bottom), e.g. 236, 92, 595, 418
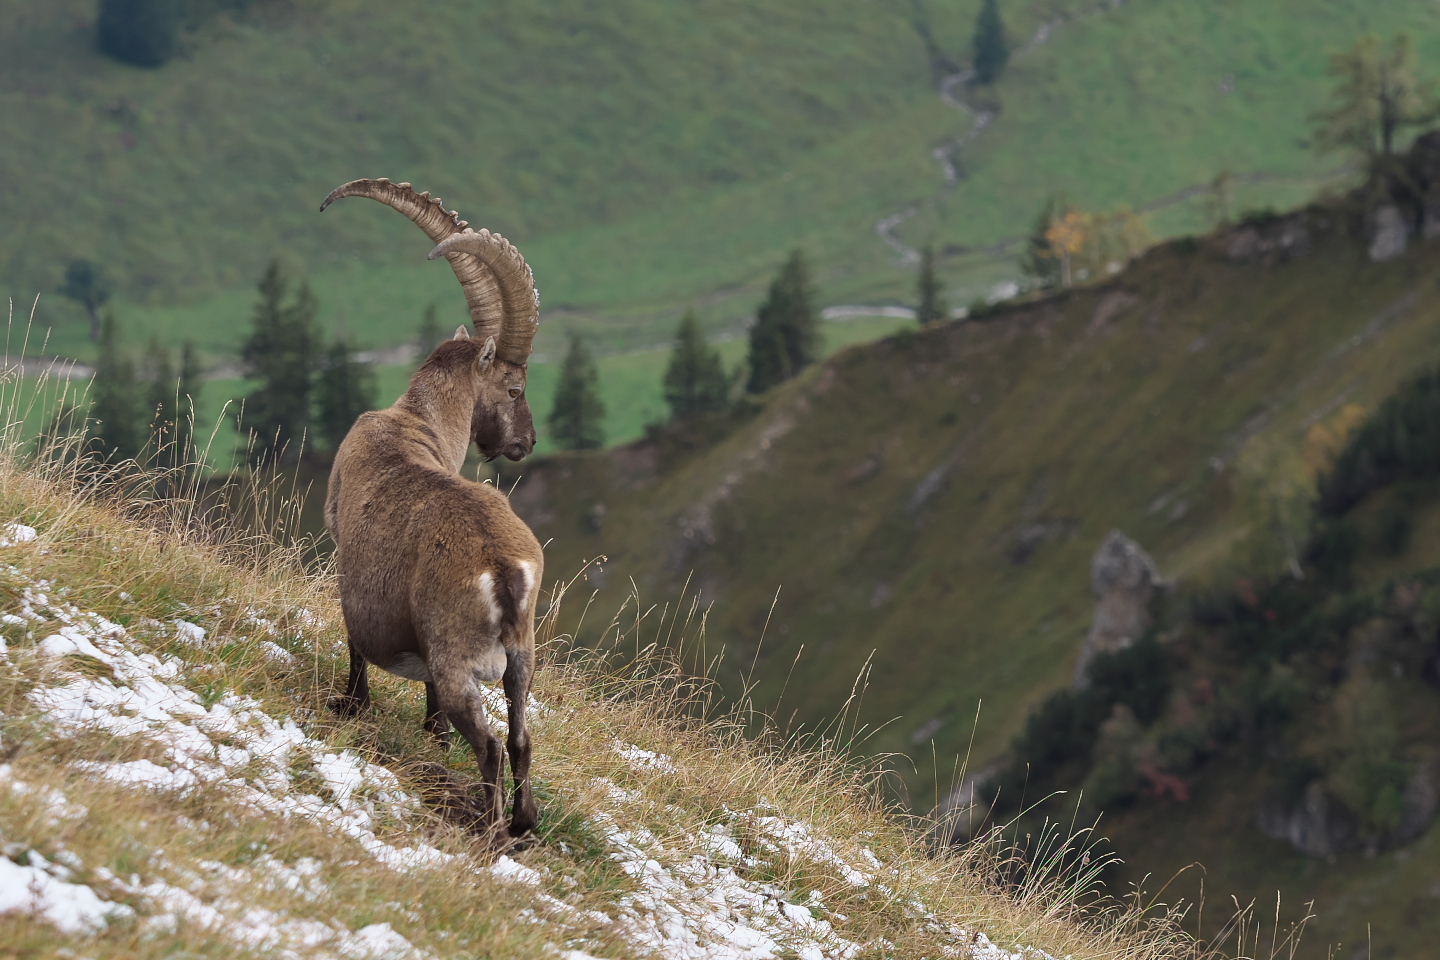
503, 647, 538, 838
424, 681, 451, 749
328, 641, 371, 716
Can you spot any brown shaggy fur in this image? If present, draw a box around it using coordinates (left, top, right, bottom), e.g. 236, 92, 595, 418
325, 332, 543, 845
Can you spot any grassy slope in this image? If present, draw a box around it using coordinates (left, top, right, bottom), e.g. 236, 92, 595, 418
0, 436, 1191, 958
506, 215, 1440, 956
6, 0, 1440, 450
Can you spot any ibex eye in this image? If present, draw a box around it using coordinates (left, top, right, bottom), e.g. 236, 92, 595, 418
509, 385, 523, 399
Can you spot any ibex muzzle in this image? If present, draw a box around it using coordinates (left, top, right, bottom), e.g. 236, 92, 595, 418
320, 179, 545, 848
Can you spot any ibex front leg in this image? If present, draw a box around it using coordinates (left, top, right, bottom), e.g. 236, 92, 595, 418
503, 646, 538, 837
329, 641, 371, 716
424, 682, 451, 749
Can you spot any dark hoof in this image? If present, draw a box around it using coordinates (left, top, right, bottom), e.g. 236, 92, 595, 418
424, 717, 451, 750
414, 763, 494, 833
503, 831, 539, 853
327, 695, 368, 717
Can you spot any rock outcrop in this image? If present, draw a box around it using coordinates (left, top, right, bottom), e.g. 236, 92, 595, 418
1073, 530, 1166, 687
1256, 781, 1359, 858
1223, 212, 1312, 265
1368, 203, 1411, 263
1257, 763, 1438, 858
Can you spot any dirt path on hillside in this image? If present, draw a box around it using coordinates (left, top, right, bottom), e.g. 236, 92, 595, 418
874, 9, 1098, 264
849, 0, 1357, 315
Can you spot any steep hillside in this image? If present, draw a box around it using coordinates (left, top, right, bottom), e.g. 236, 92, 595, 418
0, 424, 1193, 956
6, 0, 1440, 448
505, 199, 1440, 955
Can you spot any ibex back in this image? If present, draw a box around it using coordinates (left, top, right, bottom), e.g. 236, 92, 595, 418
320, 179, 545, 845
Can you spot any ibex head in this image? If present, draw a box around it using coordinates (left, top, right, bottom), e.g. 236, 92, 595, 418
321, 178, 541, 461
423, 327, 536, 461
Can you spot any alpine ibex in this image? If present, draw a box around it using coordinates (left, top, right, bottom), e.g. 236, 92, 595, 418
320, 178, 544, 843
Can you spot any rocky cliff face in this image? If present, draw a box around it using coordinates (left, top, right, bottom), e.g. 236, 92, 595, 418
1257, 762, 1439, 859
1072, 530, 1166, 687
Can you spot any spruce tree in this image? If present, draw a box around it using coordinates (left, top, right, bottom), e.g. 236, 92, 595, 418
97, 0, 179, 68
88, 311, 143, 462
176, 339, 202, 460
315, 338, 378, 452
58, 260, 111, 342
663, 311, 730, 421
141, 336, 176, 465
239, 261, 319, 464
916, 245, 948, 325
972, 0, 1009, 85
415, 302, 444, 361
746, 250, 819, 394
143, 337, 175, 432
1313, 34, 1437, 164
549, 336, 606, 450
139, 337, 202, 470
1021, 195, 1071, 285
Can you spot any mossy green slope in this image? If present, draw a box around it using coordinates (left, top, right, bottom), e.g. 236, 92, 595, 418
508, 213, 1440, 955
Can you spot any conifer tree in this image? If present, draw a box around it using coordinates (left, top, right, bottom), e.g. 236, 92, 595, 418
140, 337, 202, 469
663, 311, 730, 421
176, 339, 202, 459
97, 0, 179, 68
972, 0, 1009, 85
746, 250, 819, 394
916, 245, 948, 325
239, 261, 319, 464
1022, 195, 1073, 285
415, 302, 444, 361
549, 336, 606, 450
1313, 33, 1436, 164
89, 311, 143, 462
58, 260, 111, 342
141, 336, 175, 467
315, 338, 378, 452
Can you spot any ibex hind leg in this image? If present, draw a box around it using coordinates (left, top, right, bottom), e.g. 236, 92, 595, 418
328, 641, 371, 716
424, 682, 451, 749
503, 645, 538, 839
432, 673, 507, 850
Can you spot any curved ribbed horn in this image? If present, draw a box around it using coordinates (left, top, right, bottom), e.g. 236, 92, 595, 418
319, 178, 509, 344
427, 230, 538, 365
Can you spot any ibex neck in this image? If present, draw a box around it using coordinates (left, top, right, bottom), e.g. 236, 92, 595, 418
395, 384, 473, 475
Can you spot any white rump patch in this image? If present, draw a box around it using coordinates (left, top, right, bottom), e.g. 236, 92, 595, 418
514, 560, 534, 613
476, 572, 497, 629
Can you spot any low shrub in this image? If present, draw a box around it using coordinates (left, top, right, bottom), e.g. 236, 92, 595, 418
98, 0, 179, 67
1318, 366, 1440, 516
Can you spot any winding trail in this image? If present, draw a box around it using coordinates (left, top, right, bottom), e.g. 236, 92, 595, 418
844, 0, 1356, 318
874, 11, 1082, 264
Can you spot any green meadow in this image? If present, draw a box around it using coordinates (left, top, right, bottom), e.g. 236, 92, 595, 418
6, 0, 1440, 446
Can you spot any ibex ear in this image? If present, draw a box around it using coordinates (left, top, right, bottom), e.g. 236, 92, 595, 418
452, 326, 471, 340
476, 336, 497, 370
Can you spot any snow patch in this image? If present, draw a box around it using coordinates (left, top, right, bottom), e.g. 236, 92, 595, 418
173, 619, 208, 647
100, 858, 430, 959
0, 850, 133, 933
259, 639, 296, 664
0, 523, 38, 547
0, 555, 1053, 960
614, 742, 678, 774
